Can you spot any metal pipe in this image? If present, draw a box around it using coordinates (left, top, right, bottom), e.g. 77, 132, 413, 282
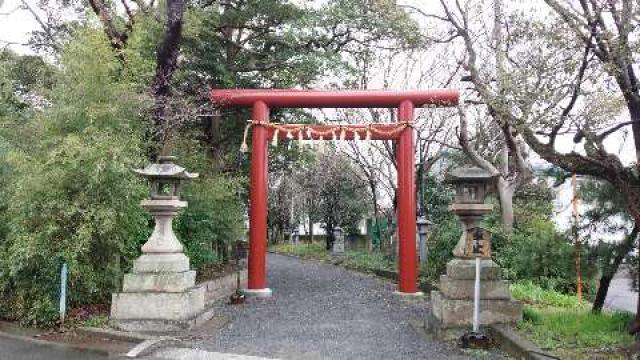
473, 256, 481, 332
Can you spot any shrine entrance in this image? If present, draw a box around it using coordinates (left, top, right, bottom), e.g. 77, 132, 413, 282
210, 89, 459, 296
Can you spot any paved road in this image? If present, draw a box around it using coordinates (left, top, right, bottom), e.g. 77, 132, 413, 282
0, 334, 108, 360
151, 254, 493, 360
605, 267, 637, 313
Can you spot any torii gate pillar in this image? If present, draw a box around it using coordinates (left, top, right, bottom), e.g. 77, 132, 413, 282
396, 100, 418, 295
245, 100, 272, 297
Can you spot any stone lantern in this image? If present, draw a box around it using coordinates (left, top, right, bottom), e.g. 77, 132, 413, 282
111, 156, 210, 332
446, 167, 495, 258
332, 226, 345, 255
426, 166, 522, 340
134, 156, 198, 254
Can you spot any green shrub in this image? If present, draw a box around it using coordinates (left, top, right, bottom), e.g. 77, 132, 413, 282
492, 218, 596, 294
175, 176, 245, 269
0, 28, 150, 326
421, 214, 460, 282
419, 175, 459, 282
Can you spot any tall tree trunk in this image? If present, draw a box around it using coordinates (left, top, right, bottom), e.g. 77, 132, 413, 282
615, 176, 640, 335
593, 226, 637, 313
369, 178, 380, 252
496, 177, 515, 232
149, 0, 185, 158
325, 222, 334, 251
309, 214, 314, 244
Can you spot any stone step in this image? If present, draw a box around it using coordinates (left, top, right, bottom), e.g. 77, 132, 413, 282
446, 258, 502, 280
111, 285, 205, 322
122, 271, 196, 293
438, 275, 511, 300
430, 290, 522, 328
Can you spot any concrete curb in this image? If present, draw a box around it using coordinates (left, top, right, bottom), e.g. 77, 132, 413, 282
489, 324, 560, 360
125, 337, 181, 358
0, 329, 110, 356
76, 326, 157, 342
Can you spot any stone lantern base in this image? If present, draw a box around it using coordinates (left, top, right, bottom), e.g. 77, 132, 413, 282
425, 258, 522, 340
110, 252, 210, 332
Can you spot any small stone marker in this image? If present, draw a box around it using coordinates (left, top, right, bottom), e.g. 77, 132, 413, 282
416, 216, 431, 264
332, 226, 345, 255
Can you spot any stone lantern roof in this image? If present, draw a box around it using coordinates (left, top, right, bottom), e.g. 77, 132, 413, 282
445, 166, 496, 184
133, 156, 199, 180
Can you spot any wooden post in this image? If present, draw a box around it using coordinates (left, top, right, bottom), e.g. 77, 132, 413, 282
572, 173, 582, 300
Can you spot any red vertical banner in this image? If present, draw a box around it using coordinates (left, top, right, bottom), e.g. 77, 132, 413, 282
248, 101, 269, 290
396, 100, 418, 294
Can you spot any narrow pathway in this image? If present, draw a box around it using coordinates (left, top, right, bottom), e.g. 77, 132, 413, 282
154, 254, 496, 360
605, 266, 637, 314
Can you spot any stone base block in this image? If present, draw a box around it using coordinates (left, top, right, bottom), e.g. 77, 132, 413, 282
111, 285, 205, 322
133, 253, 190, 273
242, 288, 272, 298
122, 271, 196, 293
393, 291, 425, 297
446, 258, 501, 280
430, 290, 522, 332
112, 305, 214, 333
424, 312, 487, 341
439, 275, 511, 300
201, 270, 247, 303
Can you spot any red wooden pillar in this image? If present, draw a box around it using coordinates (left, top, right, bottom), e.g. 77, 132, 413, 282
396, 100, 419, 294
246, 100, 272, 296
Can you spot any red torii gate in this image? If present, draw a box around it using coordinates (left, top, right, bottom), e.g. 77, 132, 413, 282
210, 89, 459, 296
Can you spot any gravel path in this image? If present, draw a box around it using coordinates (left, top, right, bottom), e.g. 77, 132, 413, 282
168, 254, 495, 360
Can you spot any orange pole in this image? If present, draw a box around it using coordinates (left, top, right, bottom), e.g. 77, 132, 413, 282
397, 100, 418, 294
248, 101, 269, 291
572, 173, 582, 300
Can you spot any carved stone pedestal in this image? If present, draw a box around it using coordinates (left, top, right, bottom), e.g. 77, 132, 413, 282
425, 258, 522, 340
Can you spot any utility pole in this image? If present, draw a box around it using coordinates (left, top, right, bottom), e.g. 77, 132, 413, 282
572, 172, 582, 300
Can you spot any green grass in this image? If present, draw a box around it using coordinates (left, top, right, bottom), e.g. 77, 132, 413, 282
81, 314, 110, 328
270, 242, 329, 260
512, 281, 634, 358
519, 306, 634, 350
511, 281, 589, 309
270, 242, 395, 274
343, 250, 395, 273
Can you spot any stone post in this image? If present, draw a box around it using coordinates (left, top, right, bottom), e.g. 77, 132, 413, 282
416, 216, 431, 265
293, 228, 300, 245
110, 157, 210, 332
332, 226, 345, 255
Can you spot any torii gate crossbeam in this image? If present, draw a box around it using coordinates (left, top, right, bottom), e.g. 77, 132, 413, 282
210, 89, 459, 296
